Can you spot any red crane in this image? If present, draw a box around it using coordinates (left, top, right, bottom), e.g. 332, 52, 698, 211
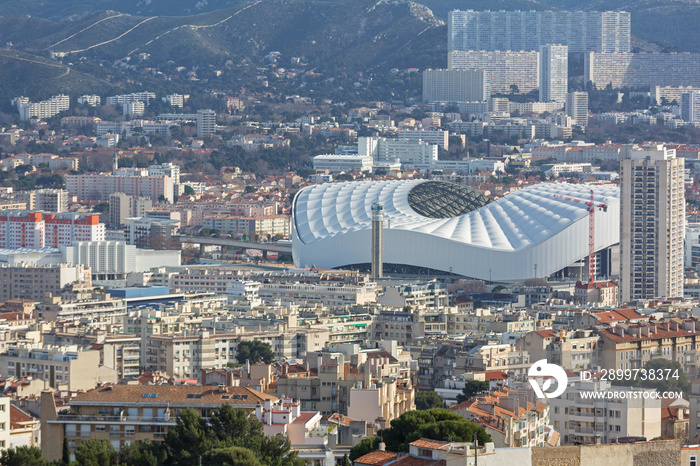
552, 189, 608, 283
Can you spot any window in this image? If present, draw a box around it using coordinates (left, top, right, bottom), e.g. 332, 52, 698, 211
95, 425, 105, 432
690, 455, 697, 466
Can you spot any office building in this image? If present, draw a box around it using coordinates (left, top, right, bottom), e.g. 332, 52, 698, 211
620, 145, 685, 302
540, 45, 568, 103
448, 10, 631, 53
449, 50, 540, 94
423, 69, 490, 102
566, 92, 590, 126
681, 91, 700, 124
585, 52, 700, 89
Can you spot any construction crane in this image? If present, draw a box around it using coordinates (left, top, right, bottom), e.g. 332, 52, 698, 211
552, 189, 608, 283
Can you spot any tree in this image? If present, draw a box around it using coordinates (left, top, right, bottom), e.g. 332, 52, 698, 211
74, 439, 117, 466
342, 453, 352, 466
61, 437, 70, 466
164, 408, 213, 465
0, 446, 48, 466
183, 185, 196, 196
456, 380, 490, 403
244, 185, 257, 194
117, 440, 166, 466
349, 437, 380, 461
93, 202, 110, 213
380, 409, 490, 453
14, 164, 33, 176
414, 391, 445, 410
209, 403, 263, 445
491, 285, 508, 293
235, 340, 275, 364
202, 447, 262, 466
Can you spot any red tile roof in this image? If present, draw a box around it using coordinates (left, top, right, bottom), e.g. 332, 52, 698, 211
354, 451, 398, 466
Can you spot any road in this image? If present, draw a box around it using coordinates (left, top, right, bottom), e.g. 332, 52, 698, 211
47, 13, 126, 49
178, 236, 292, 254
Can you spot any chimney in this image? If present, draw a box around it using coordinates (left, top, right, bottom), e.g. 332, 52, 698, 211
218, 384, 226, 393
245, 359, 251, 378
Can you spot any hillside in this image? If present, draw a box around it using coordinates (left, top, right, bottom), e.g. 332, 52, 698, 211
0, 0, 446, 72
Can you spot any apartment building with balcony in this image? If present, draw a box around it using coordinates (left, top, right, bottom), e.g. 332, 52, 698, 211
0, 345, 116, 391
549, 378, 661, 444
40, 384, 275, 462
620, 144, 685, 302
0, 264, 91, 302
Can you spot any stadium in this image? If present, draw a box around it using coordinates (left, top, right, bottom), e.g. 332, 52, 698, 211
292, 180, 620, 282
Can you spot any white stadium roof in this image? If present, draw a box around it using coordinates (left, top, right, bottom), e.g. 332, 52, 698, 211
292, 180, 620, 281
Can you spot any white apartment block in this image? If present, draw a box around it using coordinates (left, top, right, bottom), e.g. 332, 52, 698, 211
358, 136, 438, 166
566, 92, 590, 127
549, 379, 661, 445
65, 173, 174, 203
124, 217, 180, 245
226, 279, 377, 308
15, 154, 78, 171
540, 45, 568, 103
122, 101, 145, 117
620, 144, 685, 302
106, 92, 156, 106
147, 163, 180, 185
423, 69, 490, 102
585, 52, 700, 89
0, 211, 104, 249
196, 109, 216, 137
397, 128, 450, 150
681, 91, 700, 124
96, 120, 172, 137
653, 86, 700, 105
35, 189, 70, 212
14, 95, 70, 121
313, 154, 373, 173
162, 94, 188, 108
77, 95, 101, 106
449, 50, 540, 95
448, 10, 631, 53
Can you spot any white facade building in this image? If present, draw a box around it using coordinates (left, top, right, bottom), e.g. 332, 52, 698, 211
540, 45, 568, 103
448, 10, 631, 53
566, 92, 590, 127
423, 69, 490, 102
449, 50, 540, 95
313, 155, 373, 173
681, 91, 700, 124
14, 95, 70, 121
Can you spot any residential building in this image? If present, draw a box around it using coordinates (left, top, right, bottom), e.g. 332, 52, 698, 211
549, 378, 661, 444
584, 52, 700, 89
312, 154, 373, 173
105, 92, 156, 106
423, 69, 490, 102
540, 45, 568, 103
77, 95, 101, 106
14, 95, 70, 121
34, 189, 69, 212
203, 214, 290, 239
396, 128, 450, 150
452, 386, 551, 447
109, 193, 152, 226
162, 94, 188, 108
147, 163, 181, 185
122, 101, 145, 117
36, 292, 127, 322
124, 216, 180, 247
566, 92, 589, 126
0, 345, 116, 391
65, 173, 173, 203
620, 144, 685, 301
0, 264, 91, 302
449, 50, 540, 94
196, 109, 216, 137
448, 10, 631, 53
681, 91, 700, 124
574, 281, 619, 306
357, 136, 438, 167
0, 210, 102, 249
14, 154, 79, 171
516, 329, 599, 371
40, 385, 275, 461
